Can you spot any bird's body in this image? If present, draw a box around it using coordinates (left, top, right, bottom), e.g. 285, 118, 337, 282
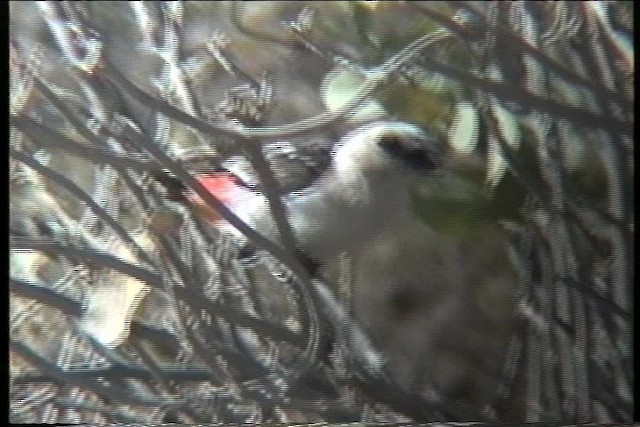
246, 168, 412, 260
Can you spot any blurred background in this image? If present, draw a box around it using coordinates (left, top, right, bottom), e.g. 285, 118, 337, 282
10, 1, 633, 424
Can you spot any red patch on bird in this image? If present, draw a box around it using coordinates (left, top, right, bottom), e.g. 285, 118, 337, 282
195, 174, 240, 203
186, 172, 242, 223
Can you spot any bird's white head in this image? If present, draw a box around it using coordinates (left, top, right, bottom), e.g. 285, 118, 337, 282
333, 121, 444, 181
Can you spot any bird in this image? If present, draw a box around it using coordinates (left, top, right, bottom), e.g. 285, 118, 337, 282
178, 121, 446, 264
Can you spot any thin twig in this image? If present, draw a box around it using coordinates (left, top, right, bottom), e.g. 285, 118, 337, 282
10, 340, 185, 409
10, 237, 163, 291
10, 148, 156, 269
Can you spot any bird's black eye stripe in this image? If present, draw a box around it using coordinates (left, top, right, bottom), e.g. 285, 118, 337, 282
377, 135, 403, 151
377, 134, 441, 171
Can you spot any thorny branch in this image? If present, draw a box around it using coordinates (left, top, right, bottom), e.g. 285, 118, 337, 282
10, 1, 633, 423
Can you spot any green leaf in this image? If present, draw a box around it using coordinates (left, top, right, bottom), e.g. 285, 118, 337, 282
410, 163, 527, 238
320, 66, 387, 122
